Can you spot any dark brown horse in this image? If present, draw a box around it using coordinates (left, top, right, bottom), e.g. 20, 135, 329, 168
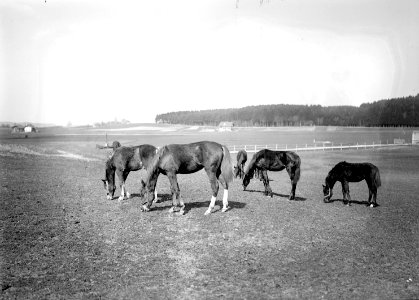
323, 161, 381, 207
102, 144, 158, 201
233, 149, 247, 179
242, 149, 301, 199
140, 141, 233, 215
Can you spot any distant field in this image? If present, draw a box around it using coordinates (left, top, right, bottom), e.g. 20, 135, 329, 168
0, 124, 416, 149
1, 127, 418, 299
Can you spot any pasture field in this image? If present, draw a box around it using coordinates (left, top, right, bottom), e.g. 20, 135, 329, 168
1, 127, 419, 299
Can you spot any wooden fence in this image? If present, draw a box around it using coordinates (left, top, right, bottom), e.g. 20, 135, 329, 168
227, 141, 411, 154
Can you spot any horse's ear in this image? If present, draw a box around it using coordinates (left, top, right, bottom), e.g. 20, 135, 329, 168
322, 184, 325, 188
141, 179, 146, 187
102, 179, 107, 187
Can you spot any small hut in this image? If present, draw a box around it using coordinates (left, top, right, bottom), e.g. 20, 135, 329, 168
218, 122, 234, 132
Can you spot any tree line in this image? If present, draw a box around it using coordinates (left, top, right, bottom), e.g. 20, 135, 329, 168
155, 94, 419, 127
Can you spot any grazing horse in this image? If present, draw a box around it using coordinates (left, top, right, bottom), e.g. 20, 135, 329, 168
140, 141, 233, 215
322, 161, 381, 207
102, 144, 158, 201
233, 149, 247, 179
242, 149, 301, 199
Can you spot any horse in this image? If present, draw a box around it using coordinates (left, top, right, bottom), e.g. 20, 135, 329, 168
102, 144, 159, 202
233, 149, 247, 179
140, 141, 233, 215
242, 149, 301, 199
322, 161, 381, 207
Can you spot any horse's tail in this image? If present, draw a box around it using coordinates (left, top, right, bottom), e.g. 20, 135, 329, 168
221, 145, 234, 185
372, 166, 381, 188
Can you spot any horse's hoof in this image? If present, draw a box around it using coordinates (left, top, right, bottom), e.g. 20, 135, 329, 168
221, 206, 230, 213
204, 209, 212, 215
369, 204, 374, 208
168, 207, 175, 213
177, 209, 185, 216
126, 192, 131, 199
141, 205, 150, 212
107, 195, 112, 200
118, 196, 124, 202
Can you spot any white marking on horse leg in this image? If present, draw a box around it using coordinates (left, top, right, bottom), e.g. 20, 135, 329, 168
168, 207, 175, 213
370, 204, 374, 208
126, 191, 130, 199
221, 189, 230, 212
118, 185, 124, 202
153, 190, 158, 203
178, 198, 185, 215
204, 196, 217, 215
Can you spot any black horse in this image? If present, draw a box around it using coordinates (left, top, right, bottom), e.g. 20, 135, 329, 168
233, 149, 247, 179
102, 144, 158, 201
323, 161, 381, 207
140, 141, 233, 215
242, 149, 301, 199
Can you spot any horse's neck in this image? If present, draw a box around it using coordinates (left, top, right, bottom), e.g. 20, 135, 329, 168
106, 167, 115, 184
326, 174, 336, 189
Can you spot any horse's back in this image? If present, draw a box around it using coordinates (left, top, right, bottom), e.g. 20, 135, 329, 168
162, 141, 224, 174
334, 161, 380, 183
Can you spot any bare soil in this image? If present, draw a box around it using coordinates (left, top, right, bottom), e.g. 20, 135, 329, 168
1, 137, 418, 299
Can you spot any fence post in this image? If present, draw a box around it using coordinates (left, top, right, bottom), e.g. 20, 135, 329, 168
244, 145, 246, 151
357, 142, 358, 150
340, 143, 342, 151
255, 145, 257, 152
233, 145, 236, 152
275, 144, 278, 150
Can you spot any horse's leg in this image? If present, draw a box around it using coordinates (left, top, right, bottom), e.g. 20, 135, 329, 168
153, 189, 158, 204
204, 170, 219, 215
123, 171, 131, 199
370, 184, 378, 208
116, 169, 125, 202
342, 181, 351, 206
372, 189, 378, 207
286, 166, 297, 200
261, 170, 272, 197
218, 173, 230, 213
167, 172, 184, 214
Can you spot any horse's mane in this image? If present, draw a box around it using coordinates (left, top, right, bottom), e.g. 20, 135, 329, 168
326, 161, 346, 185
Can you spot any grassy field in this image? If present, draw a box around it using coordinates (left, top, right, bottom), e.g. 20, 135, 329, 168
1, 127, 419, 299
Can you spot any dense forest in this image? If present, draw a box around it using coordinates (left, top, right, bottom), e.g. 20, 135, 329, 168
156, 94, 419, 127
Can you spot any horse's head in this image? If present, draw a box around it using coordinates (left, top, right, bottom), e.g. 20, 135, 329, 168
322, 184, 333, 203
102, 179, 116, 200
242, 172, 251, 191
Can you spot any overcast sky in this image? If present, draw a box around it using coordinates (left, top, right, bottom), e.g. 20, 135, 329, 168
1, 0, 418, 125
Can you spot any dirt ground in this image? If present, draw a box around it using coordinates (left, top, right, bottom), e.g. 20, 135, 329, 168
1, 139, 418, 299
